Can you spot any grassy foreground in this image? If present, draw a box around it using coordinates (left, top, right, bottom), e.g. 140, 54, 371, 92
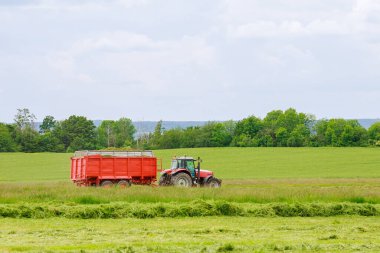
1, 148, 380, 252
1, 148, 380, 182
1, 217, 380, 252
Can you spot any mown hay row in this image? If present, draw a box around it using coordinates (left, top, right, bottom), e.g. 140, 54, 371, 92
0, 200, 378, 219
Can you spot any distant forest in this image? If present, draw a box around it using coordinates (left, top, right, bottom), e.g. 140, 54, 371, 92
0, 108, 380, 152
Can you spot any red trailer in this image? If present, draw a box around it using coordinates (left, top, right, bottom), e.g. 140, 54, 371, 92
71, 150, 160, 187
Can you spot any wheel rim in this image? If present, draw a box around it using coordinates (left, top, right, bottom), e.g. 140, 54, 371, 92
177, 178, 189, 187
209, 181, 220, 188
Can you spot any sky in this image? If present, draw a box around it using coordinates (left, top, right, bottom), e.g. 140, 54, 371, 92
1, 0, 380, 122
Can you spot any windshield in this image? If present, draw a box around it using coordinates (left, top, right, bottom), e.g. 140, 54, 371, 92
170, 160, 178, 169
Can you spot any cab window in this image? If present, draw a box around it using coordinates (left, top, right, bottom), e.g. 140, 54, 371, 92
170, 160, 178, 169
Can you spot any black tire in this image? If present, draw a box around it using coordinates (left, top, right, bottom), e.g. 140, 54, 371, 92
171, 173, 192, 187
100, 180, 114, 188
206, 177, 221, 188
159, 174, 169, 186
117, 180, 131, 188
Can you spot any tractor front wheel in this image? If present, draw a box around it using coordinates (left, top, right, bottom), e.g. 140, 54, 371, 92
171, 173, 192, 187
206, 178, 221, 188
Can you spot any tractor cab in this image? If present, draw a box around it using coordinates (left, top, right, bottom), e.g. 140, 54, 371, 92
159, 156, 221, 188
170, 157, 197, 177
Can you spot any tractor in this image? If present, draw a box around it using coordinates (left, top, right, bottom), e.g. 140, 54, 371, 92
159, 156, 222, 187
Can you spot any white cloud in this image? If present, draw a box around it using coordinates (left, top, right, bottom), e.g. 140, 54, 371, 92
10, 0, 149, 12
46, 31, 216, 93
224, 0, 380, 38
228, 19, 353, 38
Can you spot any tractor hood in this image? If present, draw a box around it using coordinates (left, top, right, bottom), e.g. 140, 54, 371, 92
199, 170, 213, 176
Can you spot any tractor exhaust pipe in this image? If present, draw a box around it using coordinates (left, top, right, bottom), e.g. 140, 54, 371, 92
197, 157, 201, 186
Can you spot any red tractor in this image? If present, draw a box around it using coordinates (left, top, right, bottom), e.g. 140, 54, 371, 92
159, 156, 222, 187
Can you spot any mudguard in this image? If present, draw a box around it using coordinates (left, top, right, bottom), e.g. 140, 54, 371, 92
171, 169, 192, 178
205, 176, 222, 186
203, 175, 213, 184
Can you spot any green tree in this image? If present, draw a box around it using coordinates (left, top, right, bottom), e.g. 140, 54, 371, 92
113, 118, 136, 147
39, 116, 56, 133
232, 116, 262, 147
37, 132, 65, 152
368, 122, 380, 145
151, 120, 163, 148
97, 120, 116, 148
234, 116, 263, 138
0, 123, 18, 152
59, 115, 96, 151
181, 126, 203, 148
13, 108, 39, 152
287, 124, 310, 147
159, 128, 183, 149
260, 108, 314, 147
14, 108, 36, 130
19, 127, 39, 152
97, 118, 136, 149
314, 119, 367, 147
275, 127, 288, 147
198, 122, 232, 147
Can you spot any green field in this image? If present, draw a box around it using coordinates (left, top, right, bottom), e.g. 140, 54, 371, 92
1, 148, 380, 252
1, 147, 380, 182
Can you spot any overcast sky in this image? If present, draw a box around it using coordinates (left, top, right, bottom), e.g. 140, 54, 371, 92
1, 0, 380, 122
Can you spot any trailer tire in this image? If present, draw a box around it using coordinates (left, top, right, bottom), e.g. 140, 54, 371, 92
171, 173, 192, 187
206, 178, 221, 188
101, 180, 114, 188
117, 180, 132, 188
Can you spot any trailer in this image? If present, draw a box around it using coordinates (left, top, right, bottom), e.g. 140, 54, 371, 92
71, 150, 160, 187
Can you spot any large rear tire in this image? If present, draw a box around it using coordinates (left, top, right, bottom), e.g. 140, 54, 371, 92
171, 173, 192, 187
206, 177, 221, 188
101, 180, 114, 188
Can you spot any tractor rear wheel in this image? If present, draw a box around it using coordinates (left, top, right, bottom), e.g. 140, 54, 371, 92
171, 173, 192, 187
100, 180, 114, 188
206, 178, 221, 188
117, 180, 132, 188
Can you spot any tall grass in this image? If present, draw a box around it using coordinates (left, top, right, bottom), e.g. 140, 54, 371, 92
1, 180, 380, 204
0, 201, 378, 219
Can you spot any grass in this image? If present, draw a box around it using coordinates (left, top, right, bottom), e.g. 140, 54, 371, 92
0, 201, 378, 218
0, 148, 379, 205
1, 148, 380, 252
1, 216, 380, 252
1, 179, 380, 204
0, 147, 379, 182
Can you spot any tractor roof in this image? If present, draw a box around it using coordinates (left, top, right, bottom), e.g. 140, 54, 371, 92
176, 156, 195, 160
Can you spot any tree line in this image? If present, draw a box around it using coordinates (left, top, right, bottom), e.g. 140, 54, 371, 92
0, 108, 379, 152
0, 109, 135, 152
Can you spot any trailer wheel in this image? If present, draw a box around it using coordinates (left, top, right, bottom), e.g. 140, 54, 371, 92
171, 173, 192, 187
206, 178, 221, 188
100, 180, 114, 188
117, 180, 132, 188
